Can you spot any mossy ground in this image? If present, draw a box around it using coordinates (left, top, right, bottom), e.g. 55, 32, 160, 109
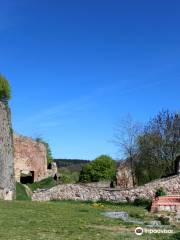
27, 177, 59, 191
16, 182, 31, 201
0, 199, 179, 240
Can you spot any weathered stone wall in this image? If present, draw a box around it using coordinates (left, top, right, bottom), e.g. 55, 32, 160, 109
116, 161, 134, 189
32, 175, 180, 202
0, 102, 15, 200
14, 134, 48, 182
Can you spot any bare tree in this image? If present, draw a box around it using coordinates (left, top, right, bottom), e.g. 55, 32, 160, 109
113, 114, 142, 186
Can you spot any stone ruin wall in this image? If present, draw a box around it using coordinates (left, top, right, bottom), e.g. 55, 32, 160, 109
0, 102, 15, 200
14, 134, 52, 182
32, 175, 180, 202
116, 161, 134, 189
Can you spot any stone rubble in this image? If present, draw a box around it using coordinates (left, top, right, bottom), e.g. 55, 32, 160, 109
32, 175, 180, 202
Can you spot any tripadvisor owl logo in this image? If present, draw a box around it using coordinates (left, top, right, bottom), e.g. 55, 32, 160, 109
135, 227, 144, 236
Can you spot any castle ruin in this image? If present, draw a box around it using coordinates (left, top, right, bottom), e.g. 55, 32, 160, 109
0, 101, 57, 200
0, 102, 15, 200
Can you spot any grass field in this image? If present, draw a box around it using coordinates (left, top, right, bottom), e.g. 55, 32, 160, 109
0, 200, 179, 240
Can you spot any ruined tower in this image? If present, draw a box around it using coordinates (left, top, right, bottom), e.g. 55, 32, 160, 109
0, 102, 15, 200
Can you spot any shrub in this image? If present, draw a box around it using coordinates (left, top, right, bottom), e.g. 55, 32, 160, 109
0, 74, 11, 102
171, 232, 180, 240
79, 164, 93, 182
158, 215, 170, 225
155, 187, 166, 197
79, 155, 116, 182
60, 174, 72, 184
133, 197, 152, 210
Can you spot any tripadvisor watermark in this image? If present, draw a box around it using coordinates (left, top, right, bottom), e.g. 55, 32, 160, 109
135, 227, 174, 236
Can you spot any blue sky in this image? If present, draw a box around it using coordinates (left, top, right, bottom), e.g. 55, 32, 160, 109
0, 0, 180, 159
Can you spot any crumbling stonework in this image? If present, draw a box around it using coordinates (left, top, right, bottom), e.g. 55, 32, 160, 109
116, 161, 134, 189
32, 175, 180, 202
0, 102, 15, 200
14, 134, 49, 182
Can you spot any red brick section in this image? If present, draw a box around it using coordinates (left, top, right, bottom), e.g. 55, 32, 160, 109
151, 196, 180, 213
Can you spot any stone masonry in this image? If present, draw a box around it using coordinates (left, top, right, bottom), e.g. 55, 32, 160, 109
32, 175, 180, 202
14, 134, 56, 182
116, 161, 134, 189
0, 102, 15, 200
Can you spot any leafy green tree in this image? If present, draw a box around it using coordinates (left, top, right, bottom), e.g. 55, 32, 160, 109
79, 155, 116, 182
79, 164, 93, 182
0, 74, 11, 102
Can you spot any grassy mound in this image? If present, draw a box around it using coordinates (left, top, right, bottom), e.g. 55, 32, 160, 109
16, 182, 31, 200
28, 177, 59, 191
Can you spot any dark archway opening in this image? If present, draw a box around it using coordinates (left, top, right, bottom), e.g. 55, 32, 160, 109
48, 163, 52, 169
20, 171, 34, 184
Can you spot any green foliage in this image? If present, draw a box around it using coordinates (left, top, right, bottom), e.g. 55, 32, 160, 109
158, 215, 170, 225
28, 177, 58, 191
36, 138, 53, 164
171, 232, 180, 240
155, 187, 166, 197
79, 164, 93, 182
135, 110, 180, 185
0, 74, 11, 102
133, 197, 152, 210
60, 168, 79, 183
79, 155, 116, 182
60, 174, 72, 183
16, 182, 31, 201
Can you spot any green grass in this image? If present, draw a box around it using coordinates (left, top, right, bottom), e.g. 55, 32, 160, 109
16, 182, 31, 201
27, 171, 79, 192
0, 200, 178, 240
27, 177, 59, 191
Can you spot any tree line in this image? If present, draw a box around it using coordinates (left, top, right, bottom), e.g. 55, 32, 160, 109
115, 110, 180, 185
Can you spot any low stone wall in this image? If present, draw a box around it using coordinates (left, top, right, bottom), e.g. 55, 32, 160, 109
83, 181, 111, 188
32, 175, 180, 202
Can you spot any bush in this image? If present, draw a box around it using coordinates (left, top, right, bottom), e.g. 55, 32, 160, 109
79, 164, 93, 182
60, 174, 72, 184
171, 232, 180, 240
79, 155, 116, 182
133, 197, 152, 210
155, 187, 166, 197
28, 177, 58, 191
158, 215, 170, 225
0, 74, 11, 102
